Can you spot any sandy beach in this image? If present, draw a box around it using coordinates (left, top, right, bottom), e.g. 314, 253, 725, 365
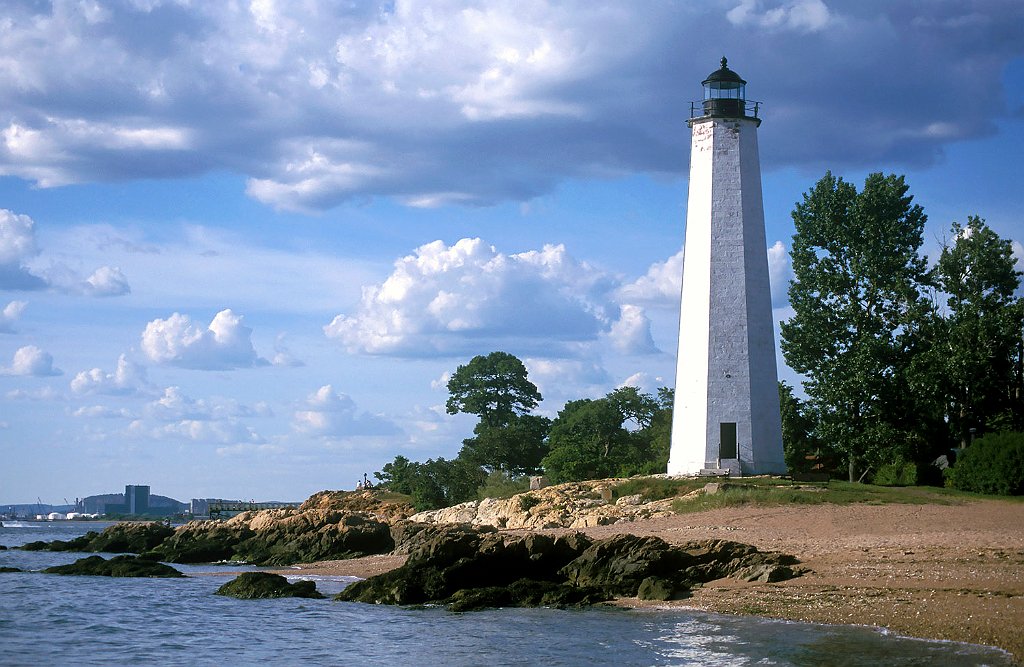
281, 500, 1024, 662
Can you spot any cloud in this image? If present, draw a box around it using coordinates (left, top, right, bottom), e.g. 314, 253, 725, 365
767, 240, 793, 306
726, 0, 833, 33
0, 301, 27, 333
270, 334, 304, 368
81, 266, 131, 297
0, 210, 47, 289
2, 345, 62, 376
144, 386, 272, 422
325, 237, 630, 356
293, 384, 401, 437
71, 354, 151, 396
141, 309, 268, 370
0, 3, 1019, 209
71, 405, 135, 419
619, 241, 792, 308
524, 356, 611, 405
127, 418, 265, 445
616, 248, 684, 305
606, 304, 658, 354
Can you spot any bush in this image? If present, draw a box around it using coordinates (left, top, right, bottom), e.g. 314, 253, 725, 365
947, 432, 1024, 496
872, 460, 918, 487
477, 471, 530, 500
518, 494, 541, 511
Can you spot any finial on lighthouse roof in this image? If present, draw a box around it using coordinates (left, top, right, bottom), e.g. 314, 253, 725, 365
721, 56, 728, 68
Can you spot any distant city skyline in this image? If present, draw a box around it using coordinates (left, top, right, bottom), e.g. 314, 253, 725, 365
1, 1, 1022, 503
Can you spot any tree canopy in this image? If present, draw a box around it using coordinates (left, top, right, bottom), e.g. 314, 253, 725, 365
781, 172, 931, 481
445, 351, 542, 428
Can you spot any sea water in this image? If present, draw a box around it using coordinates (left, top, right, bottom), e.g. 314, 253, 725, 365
0, 522, 1014, 667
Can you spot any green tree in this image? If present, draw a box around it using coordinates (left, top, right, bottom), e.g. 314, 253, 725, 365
542, 398, 625, 483
541, 387, 668, 483
934, 217, 1024, 442
375, 455, 486, 511
778, 381, 828, 473
781, 172, 931, 481
446, 352, 542, 428
374, 455, 417, 495
459, 414, 551, 476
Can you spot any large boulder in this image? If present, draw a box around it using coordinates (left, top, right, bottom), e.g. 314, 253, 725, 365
338, 531, 801, 610
215, 572, 323, 599
559, 534, 691, 597
43, 554, 183, 578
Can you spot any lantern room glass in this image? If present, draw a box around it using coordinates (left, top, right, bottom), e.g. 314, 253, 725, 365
704, 81, 745, 101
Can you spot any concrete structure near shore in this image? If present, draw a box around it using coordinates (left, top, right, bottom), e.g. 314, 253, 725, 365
667, 58, 786, 477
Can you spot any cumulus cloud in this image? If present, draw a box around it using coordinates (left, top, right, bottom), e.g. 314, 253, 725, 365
81, 266, 131, 297
0, 210, 47, 289
71, 354, 150, 396
293, 385, 400, 437
2, 345, 62, 376
606, 304, 658, 354
0, 301, 27, 333
767, 240, 793, 306
141, 309, 268, 370
0, 3, 1019, 209
616, 249, 684, 305
325, 238, 631, 356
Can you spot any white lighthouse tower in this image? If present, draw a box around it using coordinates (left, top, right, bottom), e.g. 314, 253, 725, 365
667, 58, 786, 476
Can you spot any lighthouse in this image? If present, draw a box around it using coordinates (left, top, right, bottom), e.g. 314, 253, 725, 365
667, 58, 786, 476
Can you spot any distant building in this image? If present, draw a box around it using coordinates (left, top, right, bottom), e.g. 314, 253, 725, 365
81, 486, 185, 516
125, 485, 150, 514
189, 498, 241, 516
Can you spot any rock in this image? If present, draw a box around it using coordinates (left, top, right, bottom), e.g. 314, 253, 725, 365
151, 521, 253, 563
0, 566, 23, 573
560, 534, 690, 597
215, 572, 323, 599
337, 527, 596, 608
299, 490, 415, 523
19, 523, 174, 554
151, 510, 395, 566
43, 555, 183, 578
338, 531, 801, 611
637, 576, 677, 601
410, 479, 676, 531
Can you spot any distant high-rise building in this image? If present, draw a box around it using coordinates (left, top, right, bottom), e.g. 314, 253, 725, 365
125, 484, 150, 514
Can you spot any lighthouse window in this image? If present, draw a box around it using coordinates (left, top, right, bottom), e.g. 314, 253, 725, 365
720, 422, 738, 459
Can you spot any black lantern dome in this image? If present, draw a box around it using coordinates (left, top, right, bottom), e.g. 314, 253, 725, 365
699, 57, 755, 119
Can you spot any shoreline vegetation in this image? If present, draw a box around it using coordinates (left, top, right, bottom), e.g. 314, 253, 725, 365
14, 477, 1024, 663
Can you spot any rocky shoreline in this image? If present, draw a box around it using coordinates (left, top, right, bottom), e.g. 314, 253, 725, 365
12, 481, 1024, 663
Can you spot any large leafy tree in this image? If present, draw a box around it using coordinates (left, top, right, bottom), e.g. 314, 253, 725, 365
933, 217, 1024, 441
781, 172, 931, 481
446, 351, 542, 429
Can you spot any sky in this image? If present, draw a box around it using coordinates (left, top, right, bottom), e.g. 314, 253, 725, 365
1, 0, 1023, 505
